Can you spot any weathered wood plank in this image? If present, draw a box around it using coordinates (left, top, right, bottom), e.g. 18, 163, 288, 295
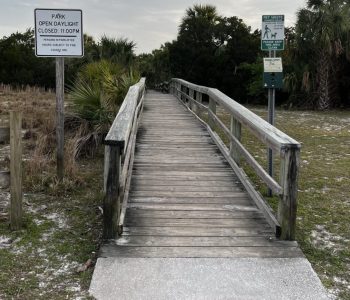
115, 236, 298, 247
131, 179, 241, 187
125, 209, 262, 219
127, 203, 258, 211
131, 171, 235, 176
122, 226, 273, 237
131, 175, 235, 181
130, 191, 247, 198
130, 186, 243, 192
105, 78, 145, 149
100, 245, 304, 258
124, 218, 268, 228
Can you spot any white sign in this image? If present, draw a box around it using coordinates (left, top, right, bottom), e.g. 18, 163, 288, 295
263, 58, 283, 73
35, 9, 83, 57
261, 15, 284, 51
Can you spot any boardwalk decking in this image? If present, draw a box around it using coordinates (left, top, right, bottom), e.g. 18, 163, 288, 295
100, 91, 303, 258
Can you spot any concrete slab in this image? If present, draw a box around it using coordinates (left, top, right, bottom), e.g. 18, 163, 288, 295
89, 258, 329, 300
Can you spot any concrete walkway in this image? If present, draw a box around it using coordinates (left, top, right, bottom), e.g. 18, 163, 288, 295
89, 257, 329, 299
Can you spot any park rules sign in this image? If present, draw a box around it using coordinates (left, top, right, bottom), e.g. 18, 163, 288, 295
261, 15, 284, 51
35, 9, 83, 57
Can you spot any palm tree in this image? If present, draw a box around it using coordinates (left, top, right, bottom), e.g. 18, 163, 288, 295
99, 36, 136, 68
296, 0, 350, 109
179, 4, 220, 45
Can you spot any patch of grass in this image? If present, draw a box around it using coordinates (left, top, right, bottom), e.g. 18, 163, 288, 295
0, 156, 103, 299
215, 105, 350, 299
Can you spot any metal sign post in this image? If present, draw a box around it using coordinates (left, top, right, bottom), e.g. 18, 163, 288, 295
35, 9, 83, 181
261, 15, 284, 196
268, 51, 275, 197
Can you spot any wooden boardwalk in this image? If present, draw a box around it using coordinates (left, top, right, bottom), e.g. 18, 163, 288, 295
101, 91, 303, 258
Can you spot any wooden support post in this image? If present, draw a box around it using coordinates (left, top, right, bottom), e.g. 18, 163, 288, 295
230, 115, 242, 165
197, 92, 202, 118
208, 97, 216, 129
278, 146, 300, 240
103, 145, 121, 239
56, 57, 65, 181
10, 111, 22, 230
189, 89, 194, 111
103, 145, 110, 193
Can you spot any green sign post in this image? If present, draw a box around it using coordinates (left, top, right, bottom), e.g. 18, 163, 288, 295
261, 15, 284, 51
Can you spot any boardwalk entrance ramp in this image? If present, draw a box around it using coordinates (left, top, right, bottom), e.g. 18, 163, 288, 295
90, 91, 328, 299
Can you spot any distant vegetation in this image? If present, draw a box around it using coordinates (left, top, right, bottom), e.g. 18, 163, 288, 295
1, 1, 350, 109
138, 2, 350, 110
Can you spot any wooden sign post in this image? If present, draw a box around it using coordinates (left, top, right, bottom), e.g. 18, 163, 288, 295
56, 57, 65, 180
10, 111, 22, 230
35, 8, 84, 180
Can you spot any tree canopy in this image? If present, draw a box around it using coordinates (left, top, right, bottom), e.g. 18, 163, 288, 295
1, 3, 350, 109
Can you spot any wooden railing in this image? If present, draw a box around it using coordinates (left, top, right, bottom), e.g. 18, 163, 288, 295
170, 78, 301, 240
103, 78, 146, 239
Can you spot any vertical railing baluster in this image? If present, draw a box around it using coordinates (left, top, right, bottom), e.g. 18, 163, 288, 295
230, 115, 242, 165
208, 97, 216, 130
278, 146, 300, 240
103, 145, 122, 239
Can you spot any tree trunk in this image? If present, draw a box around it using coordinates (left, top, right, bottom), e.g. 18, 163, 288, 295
317, 49, 331, 110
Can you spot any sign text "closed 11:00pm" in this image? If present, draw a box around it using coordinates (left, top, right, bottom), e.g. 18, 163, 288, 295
35, 9, 84, 57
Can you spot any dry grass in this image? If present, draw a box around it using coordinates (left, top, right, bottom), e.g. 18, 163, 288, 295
0, 84, 103, 299
0, 84, 83, 188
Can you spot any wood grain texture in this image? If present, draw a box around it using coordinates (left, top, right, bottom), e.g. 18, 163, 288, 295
55, 57, 64, 181
10, 111, 22, 230
100, 90, 303, 259
104, 78, 145, 149
101, 245, 304, 258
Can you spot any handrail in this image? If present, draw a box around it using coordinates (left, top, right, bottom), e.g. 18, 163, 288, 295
103, 78, 146, 239
173, 78, 300, 153
170, 78, 301, 240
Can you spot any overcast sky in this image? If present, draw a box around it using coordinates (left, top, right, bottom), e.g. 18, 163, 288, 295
0, 0, 305, 54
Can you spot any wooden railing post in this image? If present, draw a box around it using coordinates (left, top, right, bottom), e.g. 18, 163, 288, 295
10, 111, 22, 230
278, 146, 300, 240
230, 115, 241, 165
208, 97, 216, 129
103, 145, 121, 239
189, 89, 194, 111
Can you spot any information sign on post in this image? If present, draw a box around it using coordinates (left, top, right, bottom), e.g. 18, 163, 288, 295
35, 9, 83, 57
263, 58, 283, 89
34, 9, 83, 181
261, 15, 284, 51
